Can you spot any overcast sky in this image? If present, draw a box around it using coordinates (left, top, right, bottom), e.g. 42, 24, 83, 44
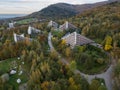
0, 0, 107, 14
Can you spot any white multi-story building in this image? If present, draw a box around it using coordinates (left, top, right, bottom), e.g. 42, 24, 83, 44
13, 33, 32, 42
28, 26, 41, 35
59, 21, 77, 31
62, 32, 95, 48
48, 20, 59, 30
9, 23, 14, 28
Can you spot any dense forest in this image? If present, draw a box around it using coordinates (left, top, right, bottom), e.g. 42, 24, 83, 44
68, 2, 120, 44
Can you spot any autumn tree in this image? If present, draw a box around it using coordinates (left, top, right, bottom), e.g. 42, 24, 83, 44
89, 79, 101, 90
41, 81, 50, 90
98, 85, 107, 90
0, 78, 4, 90
104, 35, 112, 51
69, 60, 77, 72
113, 59, 120, 89
65, 47, 71, 57
50, 50, 58, 61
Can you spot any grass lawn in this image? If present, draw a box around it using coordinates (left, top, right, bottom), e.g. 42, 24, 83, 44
0, 58, 28, 90
52, 30, 64, 39
74, 45, 110, 74
0, 58, 17, 75
8, 73, 28, 90
77, 63, 108, 74
0, 27, 4, 30
16, 18, 37, 25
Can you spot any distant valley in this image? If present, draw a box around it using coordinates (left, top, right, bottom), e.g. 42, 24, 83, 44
0, 14, 26, 20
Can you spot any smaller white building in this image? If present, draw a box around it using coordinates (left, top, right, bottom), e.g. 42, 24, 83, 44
18, 57, 20, 60
17, 79, 21, 84
10, 70, 16, 75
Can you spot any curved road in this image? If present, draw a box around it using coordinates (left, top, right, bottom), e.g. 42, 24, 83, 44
48, 32, 114, 90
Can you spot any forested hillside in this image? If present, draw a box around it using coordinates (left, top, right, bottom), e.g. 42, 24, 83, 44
68, 2, 120, 44
27, 3, 77, 19
26, 0, 119, 20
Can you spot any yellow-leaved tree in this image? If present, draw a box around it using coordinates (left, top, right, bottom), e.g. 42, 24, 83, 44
65, 47, 71, 57
104, 35, 112, 51
61, 39, 66, 45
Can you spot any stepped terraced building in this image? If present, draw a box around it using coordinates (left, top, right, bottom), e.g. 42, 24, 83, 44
9, 23, 14, 28
28, 26, 41, 35
62, 32, 95, 48
13, 33, 32, 42
48, 20, 58, 30
59, 21, 77, 31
